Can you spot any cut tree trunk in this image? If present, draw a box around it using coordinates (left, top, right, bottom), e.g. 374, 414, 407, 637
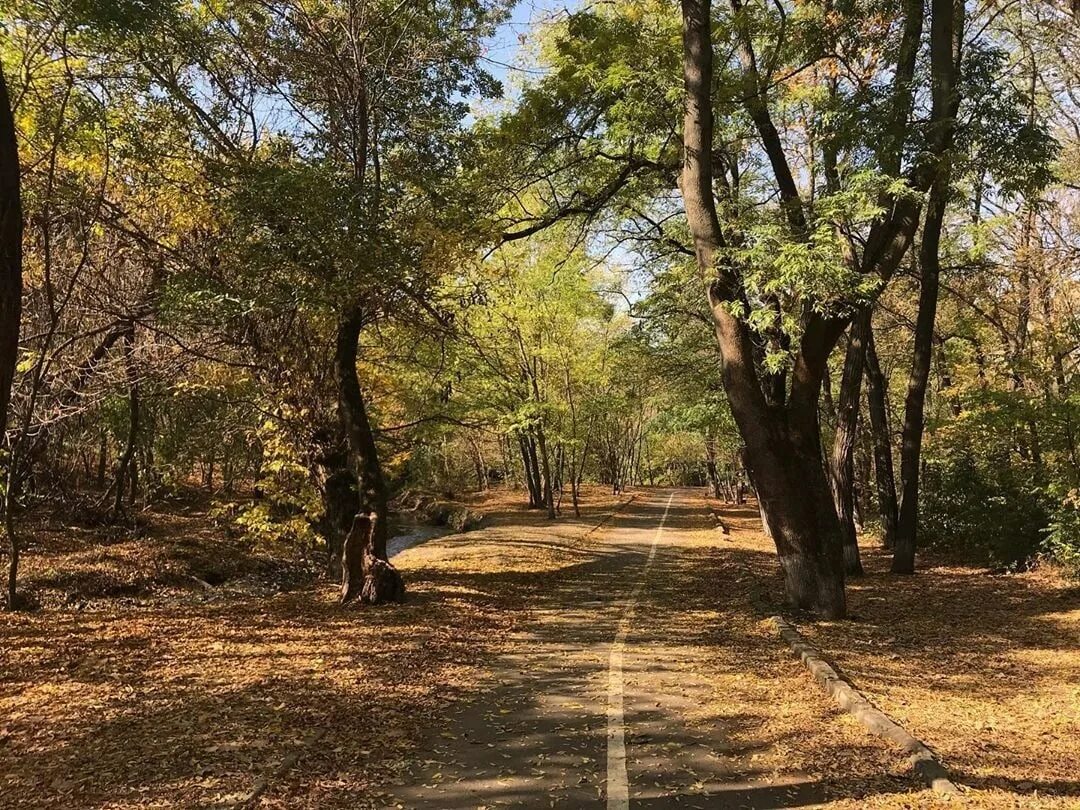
829, 311, 868, 576
336, 307, 403, 604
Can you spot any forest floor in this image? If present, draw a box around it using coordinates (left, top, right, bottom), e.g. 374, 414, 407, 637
0, 487, 1077, 808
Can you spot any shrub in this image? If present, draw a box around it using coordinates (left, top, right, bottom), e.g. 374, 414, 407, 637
919, 448, 1049, 567
1042, 488, 1080, 575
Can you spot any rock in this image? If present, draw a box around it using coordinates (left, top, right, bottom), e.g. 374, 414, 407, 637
447, 508, 484, 533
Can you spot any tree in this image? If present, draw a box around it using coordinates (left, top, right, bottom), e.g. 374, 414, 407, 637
0, 64, 19, 435
829, 311, 868, 576
863, 321, 898, 549
1, 63, 23, 609
149, 0, 508, 602
676, 0, 963, 616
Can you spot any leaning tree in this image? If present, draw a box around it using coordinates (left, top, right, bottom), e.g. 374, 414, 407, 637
486, 0, 983, 615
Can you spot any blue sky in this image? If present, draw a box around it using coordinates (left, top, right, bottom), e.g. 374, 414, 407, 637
480, 1, 580, 96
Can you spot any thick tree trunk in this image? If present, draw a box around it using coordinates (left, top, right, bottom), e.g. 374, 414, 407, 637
829, 312, 868, 576
681, 0, 845, 617
336, 307, 403, 604
341, 512, 401, 605
322, 466, 359, 579
864, 325, 899, 548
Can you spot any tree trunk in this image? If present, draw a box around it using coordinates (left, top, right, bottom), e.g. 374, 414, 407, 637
829, 312, 868, 576
113, 327, 139, 520
336, 307, 403, 604
864, 324, 898, 548
341, 512, 401, 605
0, 65, 20, 435
1, 66, 22, 611
705, 434, 723, 499
322, 466, 359, 579
894, 0, 963, 574
96, 432, 108, 489
894, 236, 941, 574
535, 424, 556, 519
519, 433, 542, 508
527, 436, 544, 505
469, 436, 487, 491
4, 488, 17, 610
681, 0, 845, 617
854, 426, 870, 532
128, 452, 139, 506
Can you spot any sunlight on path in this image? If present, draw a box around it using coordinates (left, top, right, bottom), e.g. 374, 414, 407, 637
606, 492, 673, 809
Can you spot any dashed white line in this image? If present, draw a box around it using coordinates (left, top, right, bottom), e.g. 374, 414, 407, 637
606, 492, 675, 809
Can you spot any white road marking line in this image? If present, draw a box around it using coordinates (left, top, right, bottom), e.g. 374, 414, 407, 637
606, 491, 675, 810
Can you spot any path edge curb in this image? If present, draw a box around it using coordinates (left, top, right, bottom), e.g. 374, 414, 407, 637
738, 563, 960, 798
770, 613, 960, 798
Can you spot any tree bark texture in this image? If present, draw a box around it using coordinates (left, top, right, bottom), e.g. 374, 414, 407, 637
864, 324, 899, 548
829, 311, 868, 576
0, 64, 20, 436
894, 0, 964, 574
336, 307, 404, 604
682, 0, 846, 617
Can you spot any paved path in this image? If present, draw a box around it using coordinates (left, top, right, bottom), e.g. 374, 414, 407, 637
391, 490, 829, 809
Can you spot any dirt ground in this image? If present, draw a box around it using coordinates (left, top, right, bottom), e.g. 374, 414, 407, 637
1, 487, 1077, 808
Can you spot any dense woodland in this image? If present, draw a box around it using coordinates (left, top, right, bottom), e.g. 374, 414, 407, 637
1, 0, 1079, 618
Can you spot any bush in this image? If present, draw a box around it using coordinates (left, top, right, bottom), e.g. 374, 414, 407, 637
216, 417, 323, 555
1042, 489, 1080, 575
919, 449, 1049, 567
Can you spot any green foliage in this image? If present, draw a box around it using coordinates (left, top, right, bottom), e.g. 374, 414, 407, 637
223, 417, 323, 552
919, 447, 1049, 568
1043, 487, 1080, 574
956, 42, 1059, 199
